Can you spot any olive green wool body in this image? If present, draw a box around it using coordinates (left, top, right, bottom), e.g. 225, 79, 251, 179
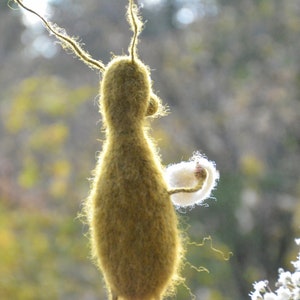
88, 56, 182, 300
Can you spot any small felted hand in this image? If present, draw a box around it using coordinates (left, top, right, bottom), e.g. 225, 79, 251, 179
165, 152, 220, 207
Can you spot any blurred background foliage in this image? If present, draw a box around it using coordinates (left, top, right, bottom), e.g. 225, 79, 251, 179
1, 0, 300, 299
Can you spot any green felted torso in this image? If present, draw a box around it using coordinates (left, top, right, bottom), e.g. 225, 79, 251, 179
92, 130, 180, 298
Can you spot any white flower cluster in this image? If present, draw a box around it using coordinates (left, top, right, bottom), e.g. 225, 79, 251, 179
250, 239, 300, 300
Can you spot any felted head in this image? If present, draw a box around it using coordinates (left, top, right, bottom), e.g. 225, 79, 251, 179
100, 56, 154, 129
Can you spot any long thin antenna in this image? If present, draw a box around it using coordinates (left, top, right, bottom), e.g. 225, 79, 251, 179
127, 0, 143, 63
14, 0, 106, 72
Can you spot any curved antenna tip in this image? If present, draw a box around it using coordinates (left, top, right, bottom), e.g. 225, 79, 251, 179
127, 0, 143, 62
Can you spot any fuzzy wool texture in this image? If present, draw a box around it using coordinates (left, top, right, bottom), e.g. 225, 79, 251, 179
86, 57, 183, 300
165, 152, 220, 207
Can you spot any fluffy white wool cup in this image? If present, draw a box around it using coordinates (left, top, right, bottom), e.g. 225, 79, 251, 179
165, 152, 220, 207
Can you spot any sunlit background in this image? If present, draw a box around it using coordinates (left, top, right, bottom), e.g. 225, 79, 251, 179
21, 0, 49, 24
1, 0, 300, 299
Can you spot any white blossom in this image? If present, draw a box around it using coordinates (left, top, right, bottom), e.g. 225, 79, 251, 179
278, 271, 292, 286
250, 290, 264, 300
264, 292, 277, 300
276, 286, 292, 299
292, 256, 300, 271
253, 281, 268, 293
291, 287, 300, 299
291, 272, 300, 286
250, 238, 300, 300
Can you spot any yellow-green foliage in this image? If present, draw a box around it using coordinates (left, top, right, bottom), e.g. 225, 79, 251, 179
87, 56, 183, 300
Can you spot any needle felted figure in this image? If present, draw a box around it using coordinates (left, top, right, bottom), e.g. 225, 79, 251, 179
14, 1, 219, 299
90, 56, 182, 300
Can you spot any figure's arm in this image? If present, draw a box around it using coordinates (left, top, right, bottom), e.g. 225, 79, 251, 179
168, 163, 207, 195
165, 152, 219, 207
